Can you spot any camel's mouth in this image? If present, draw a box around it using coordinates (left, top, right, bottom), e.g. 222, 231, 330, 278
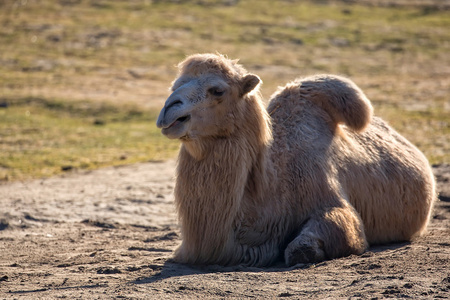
167, 114, 191, 129
161, 114, 191, 138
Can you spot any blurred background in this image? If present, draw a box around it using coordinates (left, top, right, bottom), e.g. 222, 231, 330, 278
0, 0, 448, 181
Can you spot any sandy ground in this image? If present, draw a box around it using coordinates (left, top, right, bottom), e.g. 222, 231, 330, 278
0, 160, 449, 299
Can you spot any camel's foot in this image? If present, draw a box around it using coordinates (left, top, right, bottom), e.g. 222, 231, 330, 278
285, 233, 325, 266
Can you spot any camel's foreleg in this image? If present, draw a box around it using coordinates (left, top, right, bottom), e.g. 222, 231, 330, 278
284, 204, 368, 266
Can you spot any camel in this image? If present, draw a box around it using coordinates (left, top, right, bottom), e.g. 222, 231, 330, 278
156, 53, 436, 267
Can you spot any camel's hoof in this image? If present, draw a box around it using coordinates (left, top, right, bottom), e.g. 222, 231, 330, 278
284, 237, 326, 266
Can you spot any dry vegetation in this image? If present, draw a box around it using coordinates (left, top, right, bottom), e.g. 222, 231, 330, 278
0, 0, 449, 181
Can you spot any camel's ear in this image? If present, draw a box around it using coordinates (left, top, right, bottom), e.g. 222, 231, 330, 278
240, 74, 261, 96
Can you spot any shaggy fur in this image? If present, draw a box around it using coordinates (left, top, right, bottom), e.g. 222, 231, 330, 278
156, 53, 435, 267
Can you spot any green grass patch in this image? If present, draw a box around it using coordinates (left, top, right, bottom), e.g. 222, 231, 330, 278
0, 0, 448, 181
0, 98, 179, 181
374, 104, 450, 165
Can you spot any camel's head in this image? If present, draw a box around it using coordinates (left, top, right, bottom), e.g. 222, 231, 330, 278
157, 53, 261, 140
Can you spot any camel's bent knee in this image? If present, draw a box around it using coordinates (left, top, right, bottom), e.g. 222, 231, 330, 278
285, 205, 368, 266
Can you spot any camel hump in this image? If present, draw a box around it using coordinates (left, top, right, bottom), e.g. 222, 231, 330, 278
300, 75, 373, 132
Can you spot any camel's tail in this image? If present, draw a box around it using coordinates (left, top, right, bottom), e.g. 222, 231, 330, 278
299, 75, 373, 132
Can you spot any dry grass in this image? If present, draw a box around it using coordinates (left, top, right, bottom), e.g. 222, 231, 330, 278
0, 0, 448, 181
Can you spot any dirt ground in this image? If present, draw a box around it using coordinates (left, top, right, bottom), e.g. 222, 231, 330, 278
0, 160, 449, 299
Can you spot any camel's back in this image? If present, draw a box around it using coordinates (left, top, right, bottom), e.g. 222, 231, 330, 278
268, 90, 435, 245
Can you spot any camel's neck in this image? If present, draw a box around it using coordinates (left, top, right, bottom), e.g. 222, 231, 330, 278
174, 96, 273, 265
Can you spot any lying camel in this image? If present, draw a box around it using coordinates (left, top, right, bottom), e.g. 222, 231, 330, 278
156, 53, 435, 267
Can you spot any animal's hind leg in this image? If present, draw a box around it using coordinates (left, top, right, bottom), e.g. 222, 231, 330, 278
285, 204, 368, 266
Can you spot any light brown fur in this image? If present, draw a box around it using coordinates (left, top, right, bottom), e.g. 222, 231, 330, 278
156, 53, 435, 267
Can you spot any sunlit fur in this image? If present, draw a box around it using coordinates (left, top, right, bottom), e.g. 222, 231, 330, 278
159, 53, 435, 267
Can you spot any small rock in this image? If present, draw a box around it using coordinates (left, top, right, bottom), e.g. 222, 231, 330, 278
0, 220, 9, 231
278, 292, 293, 297
97, 267, 121, 274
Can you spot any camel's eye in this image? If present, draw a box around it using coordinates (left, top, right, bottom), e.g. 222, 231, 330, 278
208, 87, 225, 97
